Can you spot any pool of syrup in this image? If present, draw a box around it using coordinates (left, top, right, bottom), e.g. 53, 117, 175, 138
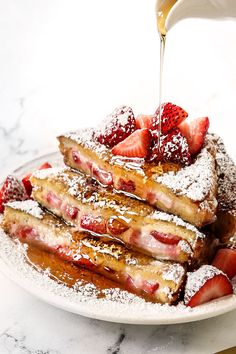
26, 244, 123, 297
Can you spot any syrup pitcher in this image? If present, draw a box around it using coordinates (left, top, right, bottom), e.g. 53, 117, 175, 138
156, 0, 236, 36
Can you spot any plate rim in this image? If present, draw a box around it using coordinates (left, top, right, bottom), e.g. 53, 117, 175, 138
0, 152, 236, 325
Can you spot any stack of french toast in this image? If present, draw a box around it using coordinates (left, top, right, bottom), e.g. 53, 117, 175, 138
1, 103, 235, 307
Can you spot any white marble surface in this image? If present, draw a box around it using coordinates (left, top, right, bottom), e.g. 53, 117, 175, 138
0, 1, 236, 353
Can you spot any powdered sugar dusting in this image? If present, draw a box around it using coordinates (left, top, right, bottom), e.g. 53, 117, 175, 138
95, 106, 135, 136
184, 265, 224, 304
64, 128, 108, 157
6, 200, 44, 219
162, 263, 186, 283
32, 167, 204, 241
155, 141, 216, 202
212, 134, 236, 217
32, 167, 66, 180
151, 211, 205, 240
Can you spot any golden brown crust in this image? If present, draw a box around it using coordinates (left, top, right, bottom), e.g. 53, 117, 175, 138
30, 168, 208, 264
57, 131, 217, 227
2, 203, 186, 304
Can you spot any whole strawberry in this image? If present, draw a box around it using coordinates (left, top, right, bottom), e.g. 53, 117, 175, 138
148, 128, 191, 165
0, 175, 28, 213
95, 105, 136, 148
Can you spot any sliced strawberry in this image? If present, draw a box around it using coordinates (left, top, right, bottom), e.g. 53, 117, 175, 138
0, 175, 28, 213
22, 162, 52, 196
184, 265, 233, 307
136, 103, 188, 134
212, 248, 236, 279
136, 114, 156, 130
150, 231, 182, 245
80, 215, 107, 234
112, 128, 151, 158
148, 128, 191, 165
178, 117, 209, 155
95, 106, 136, 148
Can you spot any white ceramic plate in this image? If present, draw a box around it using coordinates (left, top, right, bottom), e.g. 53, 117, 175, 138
0, 152, 236, 325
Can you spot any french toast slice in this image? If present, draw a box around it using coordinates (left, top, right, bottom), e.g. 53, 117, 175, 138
58, 130, 217, 227
2, 200, 186, 304
209, 134, 236, 248
30, 168, 207, 265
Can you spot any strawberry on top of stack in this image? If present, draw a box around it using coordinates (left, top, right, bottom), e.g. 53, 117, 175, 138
0, 102, 235, 308
97, 103, 209, 165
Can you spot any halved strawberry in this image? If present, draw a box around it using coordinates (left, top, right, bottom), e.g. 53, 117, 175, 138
22, 162, 52, 196
0, 175, 28, 213
136, 103, 188, 134
178, 117, 209, 155
150, 231, 182, 245
111, 128, 151, 158
212, 248, 236, 279
184, 265, 233, 308
95, 106, 136, 148
148, 128, 191, 165
135, 114, 156, 130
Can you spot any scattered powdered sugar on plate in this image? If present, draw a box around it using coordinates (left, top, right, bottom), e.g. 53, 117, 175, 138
155, 143, 216, 202
1, 227, 235, 323
6, 200, 44, 219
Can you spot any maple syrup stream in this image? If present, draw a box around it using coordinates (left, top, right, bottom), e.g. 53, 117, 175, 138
156, 0, 178, 150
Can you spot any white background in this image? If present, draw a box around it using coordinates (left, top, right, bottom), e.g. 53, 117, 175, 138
0, 0, 235, 163
0, 1, 236, 353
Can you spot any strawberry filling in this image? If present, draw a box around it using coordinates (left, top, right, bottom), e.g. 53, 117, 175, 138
16, 226, 39, 240
72, 150, 113, 186
126, 275, 159, 295
150, 231, 181, 245
107, 217, 129, 236
117, 178, 135, 193
129, 229, 182, 260
46, 191, 62, 209
92, 165, 113, 186
61, 202, 79, 220
80, 215, 107, 234
146, 191, 174, 209
56, 245, 94, 268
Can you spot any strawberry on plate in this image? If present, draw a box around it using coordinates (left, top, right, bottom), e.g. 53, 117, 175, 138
184, 265, 233, 307
0, 175, 28, 213
22, 162, 52, 196
212, 248, 236, 279
178, 116, 209, 155
148, 128, 191, 165
136, 103, 188, 134
112, 128, 151, 158
95, 106, 136, 148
